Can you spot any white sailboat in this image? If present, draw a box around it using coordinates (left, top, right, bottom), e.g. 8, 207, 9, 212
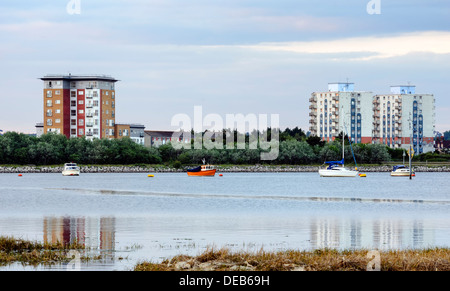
318, 133, 358, 177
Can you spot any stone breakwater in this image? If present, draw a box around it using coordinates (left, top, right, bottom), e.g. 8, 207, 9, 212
1, 165, 449, 173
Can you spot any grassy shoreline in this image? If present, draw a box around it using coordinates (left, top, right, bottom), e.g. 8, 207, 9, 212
2, 236, 450, 271
0, 236, 100, 268
134, 247, 450, 271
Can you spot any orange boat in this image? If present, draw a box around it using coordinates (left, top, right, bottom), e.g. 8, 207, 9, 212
187, 165, 216, 176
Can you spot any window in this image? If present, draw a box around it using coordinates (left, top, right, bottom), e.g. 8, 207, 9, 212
55, 119, 61, 124
79, 119, 84, 126
79, 109, 84, 114
71, 119, 77, 126
47, 119, 53, 126
71, 110, 76, 116
46, 109, 52, 117
71, 129, 76, 135
55, 90, 60, 95
47, 91, 52, 98
79, 129, 84, 136
71, 91, 76, 98
79, 100, 84, 105
55, 109, 61, 114
78, 91, 84, 95
55, 100, 61, 105
71, 100, 76, 107
46, 100, 52, 107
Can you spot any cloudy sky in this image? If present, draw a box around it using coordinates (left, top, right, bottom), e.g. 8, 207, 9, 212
1, 0, 450, 134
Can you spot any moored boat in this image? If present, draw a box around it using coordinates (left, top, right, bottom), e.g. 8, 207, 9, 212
62, 163, 80, 176
391, 165, 415, 177
187, 164, 216, 176
318, 159, 359, 177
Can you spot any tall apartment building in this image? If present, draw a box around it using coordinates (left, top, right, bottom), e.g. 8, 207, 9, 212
309, 83, 436, 153
40, 74, 119, 140
309, 83, 374, 143
372, 85, 435, 154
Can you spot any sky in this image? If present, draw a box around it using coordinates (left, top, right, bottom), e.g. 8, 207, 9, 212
1, 0, 450, 134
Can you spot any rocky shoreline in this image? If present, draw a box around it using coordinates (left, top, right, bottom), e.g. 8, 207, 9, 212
1, 164, 449, 173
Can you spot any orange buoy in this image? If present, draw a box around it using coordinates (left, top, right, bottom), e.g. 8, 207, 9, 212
219, 174, 223, 177
18, 174, 22, 177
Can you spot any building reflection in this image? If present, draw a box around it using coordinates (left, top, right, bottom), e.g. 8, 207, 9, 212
43, 217, 116, 261
309, 217, 432, 250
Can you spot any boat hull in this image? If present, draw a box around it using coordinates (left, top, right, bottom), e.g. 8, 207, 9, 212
391, 171, 415, 177
319, 169, 358, 177
187, 169, 216, 176
62, 170, 80, 176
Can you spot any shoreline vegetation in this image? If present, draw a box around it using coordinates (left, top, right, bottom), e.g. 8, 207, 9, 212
2, 236, 450, 271
0, 236, 99, 268
1, 163, 450, 174
134, 247, 450, 271
1, 131, 450, 170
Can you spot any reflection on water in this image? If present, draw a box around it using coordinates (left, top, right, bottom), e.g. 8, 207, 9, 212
43, 217, 115, 250
310, 218, 432, 250
30, 214, 438, 270
42, 216, 116, 267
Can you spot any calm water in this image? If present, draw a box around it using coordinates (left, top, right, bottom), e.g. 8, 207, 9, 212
0, 171, 449, 271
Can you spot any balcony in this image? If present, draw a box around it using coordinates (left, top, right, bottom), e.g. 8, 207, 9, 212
86, 122, 94, 127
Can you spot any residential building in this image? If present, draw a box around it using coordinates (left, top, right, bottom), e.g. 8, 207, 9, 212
35, 123, 44, 138
372, 86, 435, 154
40, 74, 119, 140
309, 83, 374, 143
144, 130, 192, 148
114, 124, 131, 139
130, 124, 145, 145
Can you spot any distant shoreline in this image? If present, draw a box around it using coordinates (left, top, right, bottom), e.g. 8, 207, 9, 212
1, 164, 449, 173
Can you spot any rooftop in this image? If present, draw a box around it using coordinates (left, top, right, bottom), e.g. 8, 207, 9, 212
40, 74, 119, 82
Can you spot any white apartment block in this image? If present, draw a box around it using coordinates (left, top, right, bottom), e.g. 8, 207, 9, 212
309, 83, 374, 143
373, 86, 435, 154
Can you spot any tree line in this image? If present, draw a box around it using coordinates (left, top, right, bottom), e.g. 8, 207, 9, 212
0, 128, 445, 166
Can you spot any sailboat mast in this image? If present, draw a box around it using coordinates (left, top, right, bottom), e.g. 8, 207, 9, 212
342, 131, 345, 166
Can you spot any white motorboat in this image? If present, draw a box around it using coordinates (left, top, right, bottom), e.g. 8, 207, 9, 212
319, 159, 359, 177
391, 165, 415, 177
62, 163, 80, 176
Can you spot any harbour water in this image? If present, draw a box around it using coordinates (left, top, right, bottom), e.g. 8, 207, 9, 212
0, 172, 449, 271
